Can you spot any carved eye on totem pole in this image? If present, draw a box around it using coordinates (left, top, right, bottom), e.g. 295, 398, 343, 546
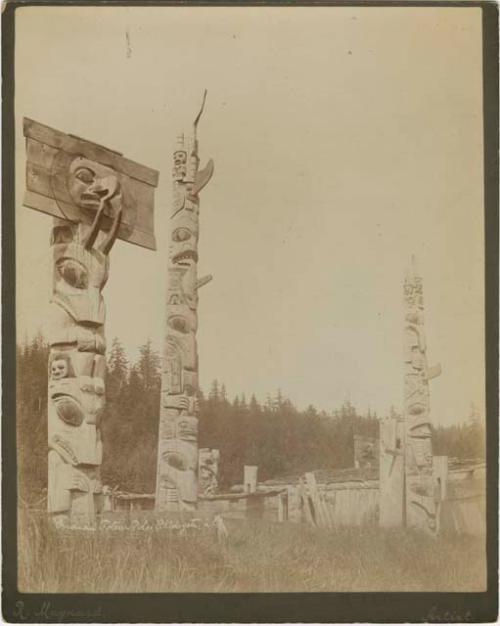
162, 451, 187, 471
56, 258, 89, 290
53, 395, 85, 427
168, 315, 190, 334
172, 227, 193, 243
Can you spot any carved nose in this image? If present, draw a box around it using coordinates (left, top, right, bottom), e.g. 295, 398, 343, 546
91, 186, 109, 198
89, 176, 119, 200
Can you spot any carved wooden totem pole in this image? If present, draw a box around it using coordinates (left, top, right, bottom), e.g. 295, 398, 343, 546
198, 448, 220, 495
23, 119, 158, 527
155, 93, 214, 511
403, 255, 442, 533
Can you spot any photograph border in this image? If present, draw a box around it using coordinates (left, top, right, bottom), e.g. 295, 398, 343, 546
2, 1, 498, 622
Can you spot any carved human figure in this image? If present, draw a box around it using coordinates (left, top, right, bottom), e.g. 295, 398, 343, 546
403, 257, 442, 533
156, 92, 214, 511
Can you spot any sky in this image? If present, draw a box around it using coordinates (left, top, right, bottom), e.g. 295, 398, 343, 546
15, 6, 485, 425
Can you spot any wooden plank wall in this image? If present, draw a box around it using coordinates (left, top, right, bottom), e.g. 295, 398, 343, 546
287, 478, 379, 528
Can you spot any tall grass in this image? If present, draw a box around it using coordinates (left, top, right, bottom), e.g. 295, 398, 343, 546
18, 505, 486, 593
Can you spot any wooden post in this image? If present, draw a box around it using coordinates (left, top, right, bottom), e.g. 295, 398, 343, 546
23, 118, 158, 529
277, 491, 288, 522
379, 416, 405, 527
433, 455, 448, 534
287, 486, 301, 523
299, 478, 316, 526
305, 472, 330, 528
244, 465, 258, 494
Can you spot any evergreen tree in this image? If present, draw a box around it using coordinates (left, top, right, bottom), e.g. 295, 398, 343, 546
17, 335, 487, 497
107, 337, 129, 401
220, 383, 227, 402
209, 379, 219, 401
137, 339, 161, 393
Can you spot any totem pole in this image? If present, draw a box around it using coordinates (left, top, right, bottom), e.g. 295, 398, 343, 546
353, 435, 378, 470
23, 119, 158, 527
155, 92, 214, 511
403, 255, 442, 533
198, 448, 220, 495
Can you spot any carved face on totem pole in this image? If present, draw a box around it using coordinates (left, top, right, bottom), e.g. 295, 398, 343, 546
68, 157, 120, 212
159, 420, 199, 504
24, 117, 158, 250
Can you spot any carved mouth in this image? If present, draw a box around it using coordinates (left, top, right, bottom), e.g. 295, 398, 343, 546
79, 193, 102, 209
172, 250, 198, 266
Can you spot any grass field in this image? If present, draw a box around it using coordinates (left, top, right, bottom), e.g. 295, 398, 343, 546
18, 505, 486, 593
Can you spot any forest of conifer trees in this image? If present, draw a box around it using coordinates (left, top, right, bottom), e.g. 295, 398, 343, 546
16, 335, 485, 502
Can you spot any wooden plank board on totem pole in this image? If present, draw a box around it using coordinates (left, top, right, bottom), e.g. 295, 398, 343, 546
23, 117, 159, 251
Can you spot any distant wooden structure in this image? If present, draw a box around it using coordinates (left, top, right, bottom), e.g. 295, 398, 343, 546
101, 459, 485, 535
440, 462, 485, 536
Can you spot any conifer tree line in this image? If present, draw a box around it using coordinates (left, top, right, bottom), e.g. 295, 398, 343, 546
17, 335, 485, 502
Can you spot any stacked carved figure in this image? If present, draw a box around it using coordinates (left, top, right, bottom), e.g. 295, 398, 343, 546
47, 158, 127, 527
155, 93, 214, 511
403, 256, 442, 533
48, 220, 113, 528
23, 118, 158, 528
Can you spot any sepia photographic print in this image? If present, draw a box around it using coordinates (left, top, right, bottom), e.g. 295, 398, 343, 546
2, 1, 498, 622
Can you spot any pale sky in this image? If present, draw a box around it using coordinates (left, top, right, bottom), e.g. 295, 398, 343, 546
15, 6, 485, 425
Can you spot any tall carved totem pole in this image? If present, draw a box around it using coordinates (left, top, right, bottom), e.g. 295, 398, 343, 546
403, 255, 442, 532
23, 119, 158, 527
155, 93, 214, 511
